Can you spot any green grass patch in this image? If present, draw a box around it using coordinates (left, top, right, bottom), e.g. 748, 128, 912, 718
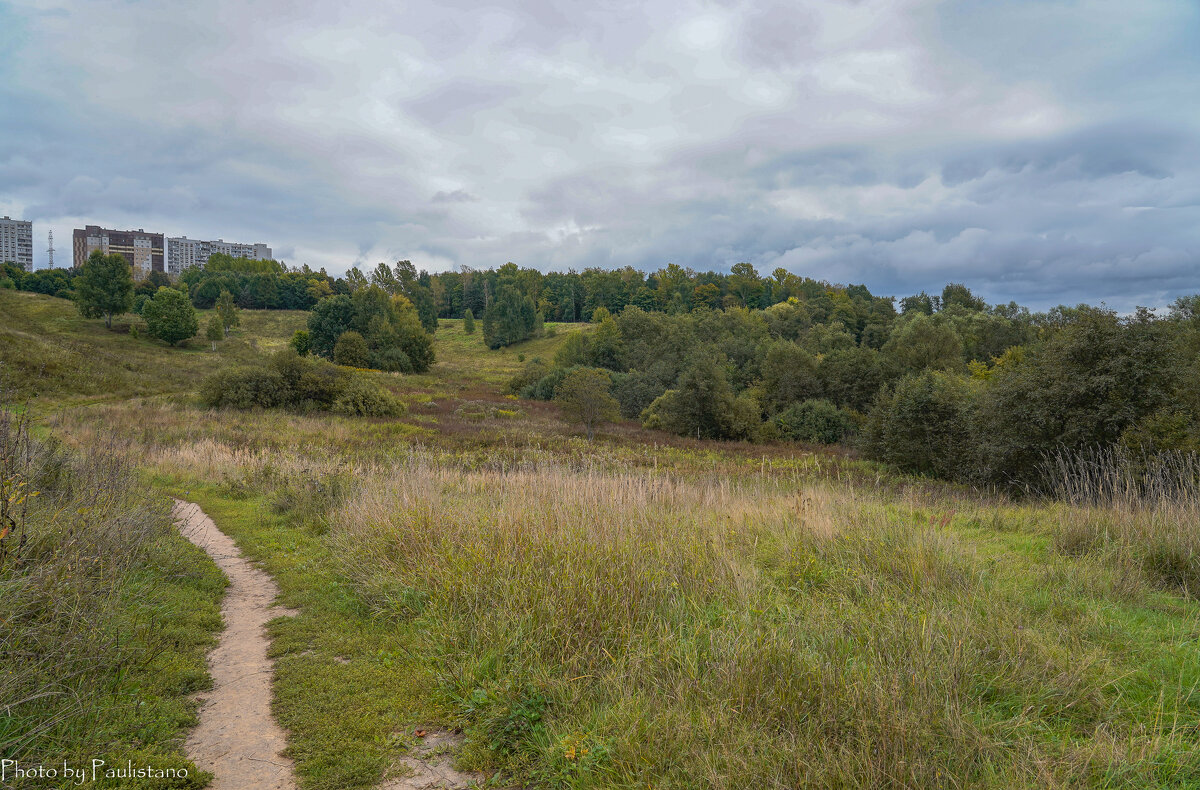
0, 290, 306, 407
152, 478, 445, 790
1, 421, 225, 789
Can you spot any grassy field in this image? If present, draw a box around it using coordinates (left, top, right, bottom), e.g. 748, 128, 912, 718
0, 289, 308, 404
5, 291, 1200, 788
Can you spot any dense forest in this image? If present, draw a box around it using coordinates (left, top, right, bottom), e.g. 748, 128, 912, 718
509, 295, 1199, 490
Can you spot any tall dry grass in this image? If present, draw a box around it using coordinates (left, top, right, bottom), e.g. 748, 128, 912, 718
0, 408, 214, 766
326, 455, 1199, 788
1044, 446, 1200, 597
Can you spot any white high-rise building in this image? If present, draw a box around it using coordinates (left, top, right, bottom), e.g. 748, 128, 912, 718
0, 216, 34, 272
167, 236, 274, 276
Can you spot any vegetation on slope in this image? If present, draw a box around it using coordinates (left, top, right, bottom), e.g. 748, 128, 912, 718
6, 287, 1200, 789
0, 409, 223, 786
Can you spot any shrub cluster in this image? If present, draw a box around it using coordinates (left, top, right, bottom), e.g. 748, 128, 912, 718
774, 399, 858, 444
200, 351, 404, 417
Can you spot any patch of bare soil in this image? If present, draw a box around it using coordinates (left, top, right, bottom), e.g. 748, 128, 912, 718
173, 499, 298, 790
381, 729, 485, 790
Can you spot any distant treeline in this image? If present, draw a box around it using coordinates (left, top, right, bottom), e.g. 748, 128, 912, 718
366, 261, 917, 324
179, 254, 337, 310
2, 254, 338, 311
1, 262, 78, 298
10, 253, 1200, 492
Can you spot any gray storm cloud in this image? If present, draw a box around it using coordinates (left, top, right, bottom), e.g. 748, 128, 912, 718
1, 0, 1197, 309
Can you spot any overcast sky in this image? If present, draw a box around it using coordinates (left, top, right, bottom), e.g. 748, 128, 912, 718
2, 0, 1198, 309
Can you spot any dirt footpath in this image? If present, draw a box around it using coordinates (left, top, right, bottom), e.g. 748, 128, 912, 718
173, 499, 298, 790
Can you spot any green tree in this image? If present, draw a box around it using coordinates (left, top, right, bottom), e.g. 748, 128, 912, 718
760, 341, 820, 412
333, 330, 370, 367
642, 354, 758, 440
973, 307, 1178, 487
307, 289, 434, 373
729, 262, 763, 307
819, 347, 886, 411
74, 250, 134, 329
861, 371, 973, 479
555, 367, 619, 440
463, 308, 476, 334
900, 291, 938, 315
483, 284, 539, 349
289, 329, 312, 356
205, 314, 223, 351
308, 294, 356, 357
941, 283, 987, 312
692, 282, 721, 309
142, 287, 199, 346
216, 289, 240, 336
883, 314, 963, 372
409, 283, 439, 333
587, 307, 623, 370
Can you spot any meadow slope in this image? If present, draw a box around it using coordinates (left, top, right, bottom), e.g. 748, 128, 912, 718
4, 290, 1199, 789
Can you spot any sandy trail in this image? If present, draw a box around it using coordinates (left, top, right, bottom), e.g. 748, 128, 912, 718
173, 499, 298, 790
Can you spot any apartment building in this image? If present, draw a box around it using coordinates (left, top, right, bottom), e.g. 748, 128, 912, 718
0, 216, 34, 272
72, 225, 164, 277
167, 237, 273, 275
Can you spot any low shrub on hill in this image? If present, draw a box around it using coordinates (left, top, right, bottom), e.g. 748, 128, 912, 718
200, 351, 404, 417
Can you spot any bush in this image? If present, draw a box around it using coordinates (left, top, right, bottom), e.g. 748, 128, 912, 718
199, 350, 400, 417
861, 371, 973, 478
506, 358, 550, 396
522, 366, 581, 401
641, 355, 760, 440
555, 367, 619, 439
774, 399, 857, 444
553, 331, 590, 368
272, 349, 344, 407
334, 330, 370, 367
332, 376, 405, 418
370, 346, 413, 373
199, 366, 286, 409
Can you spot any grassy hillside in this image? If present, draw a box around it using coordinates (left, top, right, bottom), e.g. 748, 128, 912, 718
5, 292, 1200, 789
0, 289, 308, 404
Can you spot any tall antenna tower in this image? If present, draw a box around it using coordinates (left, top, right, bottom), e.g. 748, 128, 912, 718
46, 230, 55, 269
